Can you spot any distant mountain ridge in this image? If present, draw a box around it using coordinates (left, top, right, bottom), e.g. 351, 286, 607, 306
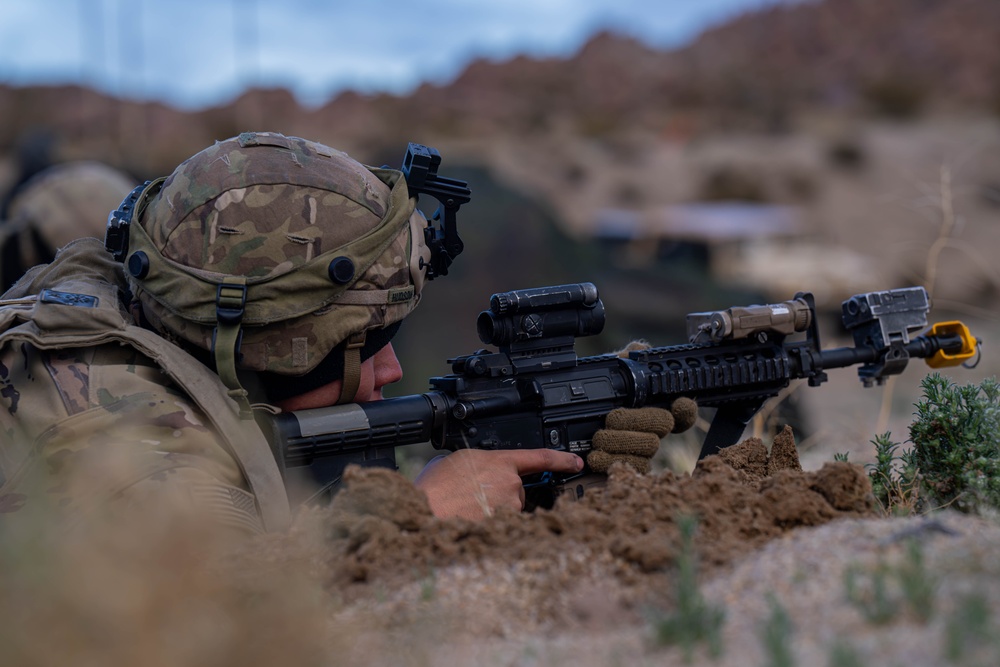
325, 0, 1000, 139
1, 0, 998, 173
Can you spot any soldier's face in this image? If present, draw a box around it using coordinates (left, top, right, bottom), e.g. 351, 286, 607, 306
272, 343, 403, 411
359, 343, 404, 402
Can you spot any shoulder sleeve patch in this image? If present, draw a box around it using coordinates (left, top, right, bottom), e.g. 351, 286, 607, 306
39, 289, 98, 308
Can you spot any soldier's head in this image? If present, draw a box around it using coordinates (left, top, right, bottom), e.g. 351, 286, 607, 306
0, 161, 134, 291
110, 132, 439, 408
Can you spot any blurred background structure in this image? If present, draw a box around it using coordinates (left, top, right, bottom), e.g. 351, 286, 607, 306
2, 0, 999, 464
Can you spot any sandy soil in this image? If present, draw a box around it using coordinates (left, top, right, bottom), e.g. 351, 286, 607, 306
4, 428, 998, 666
282, 430, 998, 667
218, 427, 1000, 667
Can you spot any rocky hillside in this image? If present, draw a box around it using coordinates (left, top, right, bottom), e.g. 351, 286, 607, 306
2, 0, 999, 171
676, 0, 1000, 114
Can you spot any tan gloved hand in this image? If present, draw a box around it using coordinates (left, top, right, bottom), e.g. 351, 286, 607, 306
587, 397, 698, 475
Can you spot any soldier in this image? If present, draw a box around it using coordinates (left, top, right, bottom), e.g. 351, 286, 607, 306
0, 132, 678, 534
0, 161, 135, 291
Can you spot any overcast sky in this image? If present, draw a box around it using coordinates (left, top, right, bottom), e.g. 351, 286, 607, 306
0, 0, 793, 110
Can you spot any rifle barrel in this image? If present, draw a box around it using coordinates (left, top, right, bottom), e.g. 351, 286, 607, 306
815, 332, 966, 371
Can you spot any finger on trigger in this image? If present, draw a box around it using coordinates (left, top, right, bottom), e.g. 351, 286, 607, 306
504, 449, 583, 476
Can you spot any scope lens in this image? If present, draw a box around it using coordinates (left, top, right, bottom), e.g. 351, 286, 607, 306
477, 311, 498, 345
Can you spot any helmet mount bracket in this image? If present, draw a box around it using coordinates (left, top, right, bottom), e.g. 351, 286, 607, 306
400, 143, 471, 281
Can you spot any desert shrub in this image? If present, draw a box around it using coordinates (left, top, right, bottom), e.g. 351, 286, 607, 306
908, 374, 1000, 513
844, 559, 900, 625
563, 162, 587, 186
826, 139, 867, 171
576, 112, 619, 138
784, 171, 818, 202
866, 432, 920, 515
614, 181, 645, 207
866, 374, 1000, 515
649, 515, 725, 663
861, 76, 926, 119
844, 539, 936, 626
943, 593, 995, 663
896, 538, 936, 623
827, 640, 865, 667
759, 595, 794, 667
699, 165, 768, 202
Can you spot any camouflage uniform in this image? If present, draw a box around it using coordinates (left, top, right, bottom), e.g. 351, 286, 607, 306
0, 133, 429, 533
0, 239, 288, 533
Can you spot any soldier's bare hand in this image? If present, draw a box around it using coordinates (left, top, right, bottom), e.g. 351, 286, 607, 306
413, 449, 583, 520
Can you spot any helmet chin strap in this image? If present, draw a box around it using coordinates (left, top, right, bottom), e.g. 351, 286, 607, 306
336, 331, 366, 404
214, 276, 252, 418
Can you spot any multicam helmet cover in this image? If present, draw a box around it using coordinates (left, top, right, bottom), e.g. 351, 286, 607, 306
1, 161, 134, 289
121, 132, 431, 406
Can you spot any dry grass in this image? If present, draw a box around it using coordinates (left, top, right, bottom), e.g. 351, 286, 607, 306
0, 503, 336, 667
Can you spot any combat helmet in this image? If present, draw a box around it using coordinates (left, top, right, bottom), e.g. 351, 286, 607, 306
1, 161, 134, 290
106, 132, 469, 413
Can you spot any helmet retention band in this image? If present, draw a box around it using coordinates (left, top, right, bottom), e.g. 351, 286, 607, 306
213, 276, 252, 418
336, 330, 366, 405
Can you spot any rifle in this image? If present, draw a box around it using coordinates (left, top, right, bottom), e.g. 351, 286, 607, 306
260, 283, 980, 506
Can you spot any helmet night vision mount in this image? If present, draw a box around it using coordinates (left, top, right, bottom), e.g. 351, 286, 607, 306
399, 142, 471, 280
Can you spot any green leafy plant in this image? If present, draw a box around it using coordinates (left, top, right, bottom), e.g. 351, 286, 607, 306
896, 539, 936, 623
827, 640, 865, 667
833, 452, 850, 462
845, 560, 900, 625
866, 433, 920, 515
760, 594, 795, 667
908, 374, 1000, 513
865, 375, 1000, 516
844, 539, 936, 626
944, 593, 995, 663
650, 515, 726, 663
419, 569, 437, 602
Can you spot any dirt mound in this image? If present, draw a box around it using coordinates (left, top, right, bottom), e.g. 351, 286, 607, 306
302, 426, 876, 634
0, 428, 884, 665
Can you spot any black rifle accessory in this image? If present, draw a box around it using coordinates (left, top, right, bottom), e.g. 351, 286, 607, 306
400, 143, 472, 280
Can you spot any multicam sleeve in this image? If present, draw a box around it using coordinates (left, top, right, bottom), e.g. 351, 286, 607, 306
0, 343, 266, 535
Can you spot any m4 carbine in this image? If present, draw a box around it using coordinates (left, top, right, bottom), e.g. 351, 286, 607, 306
260, 283, 979, 505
